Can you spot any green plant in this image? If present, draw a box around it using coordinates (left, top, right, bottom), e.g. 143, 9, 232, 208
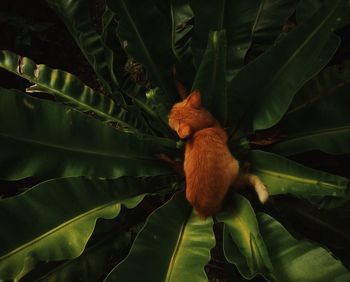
1, 0, 350, 281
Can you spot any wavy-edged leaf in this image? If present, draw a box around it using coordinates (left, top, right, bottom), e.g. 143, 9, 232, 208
0, 88, 177, 180
251, 150, 350, 204
105, 192, 215, 282
170, 0, 195, 85
258, 212, 350, 282
287, 58, 350, 115
217, 195, 274, 280
45, 0, 123, 102
33, 232, 131, 282
271, 88, 350, 156
249, 33, 339, 128
192, 30, 227, 125
227, 0, 349, 132
190, 0, 259, 78
107, 0, 177, 102
247, 0, 300, 59
171, 0, 194, 63
313, 32, 341, 71
0, 176, 174, 280
0, 50, 141, 131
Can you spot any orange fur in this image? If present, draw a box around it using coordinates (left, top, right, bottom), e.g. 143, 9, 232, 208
168, 90, 240, 218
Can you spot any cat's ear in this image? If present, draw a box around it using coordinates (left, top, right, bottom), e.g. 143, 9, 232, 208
187, 89, 201, 109
177, 123, 192, 139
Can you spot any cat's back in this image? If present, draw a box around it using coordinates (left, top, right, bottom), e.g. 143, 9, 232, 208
184, 127, 239, 217
185, 127, 229, 159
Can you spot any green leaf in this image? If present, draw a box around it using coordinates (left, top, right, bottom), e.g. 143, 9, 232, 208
0, 50, 140, 131
171, 0, 194, 63
35, 232, 131, 282
99, 11, 166, 135
192, 30, 227, 125
247, 0, 300, 59
107, 0, 177, 102
290, 33, 341, 105
271, 198, 350, 252
258, 213, 350, 282
45, 0, 123, 102
0, 176, 172, 280
217, 195, 274, 280
271, 88, 350, 156
227, 0, 348, 132
105, 192, 215, 282
144, 87, 172, 125
190, 0, 259, 78
251, 150, 350, 204
170, 0, 195, 85
297, 0, 350, 27
287, 58, 350, 115
0, 88, 177, 180
296, 0, 324, 22
100, 8, 150, 102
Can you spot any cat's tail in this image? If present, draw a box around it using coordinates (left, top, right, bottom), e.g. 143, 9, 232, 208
246, 174, 269, 203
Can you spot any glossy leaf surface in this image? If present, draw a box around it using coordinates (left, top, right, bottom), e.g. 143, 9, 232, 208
0, 176, 170, 280
170, 0, 195, 85
192, 30, 227, 125
36, 232, 131, 282
218, 195, 273, 280
0, 89, 177, 180
0, 50, 136, 130
171, 0, 194, 63
258, 213, 350, 282
252, 150, 349, 203
288, 59, 350, 115
227, 0, 349, 132
190, 0, 259, 78
247, 0, 300, 59
271, 89, 350, 156
105, 192, 215, 282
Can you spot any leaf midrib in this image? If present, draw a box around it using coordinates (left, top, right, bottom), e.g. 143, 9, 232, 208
255, 168, 347, 190
0, 132, 148, 160
250, 0, 265, 38
165, 208, 191, 282
231, 216, 252, 255
286, 78, 350, 115
41, 81, 131, 129
253, 1, 340, 127
278, 125, 350, 144
226, 213, 263, 270
1, 55, 133, 130
0, 200, 119, 261
119, 0, 170, 94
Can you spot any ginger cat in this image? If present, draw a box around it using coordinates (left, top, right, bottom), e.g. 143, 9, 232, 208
168, 90, 268, 218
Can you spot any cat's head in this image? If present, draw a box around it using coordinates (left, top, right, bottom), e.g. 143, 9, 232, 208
168, 90, 219, 139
